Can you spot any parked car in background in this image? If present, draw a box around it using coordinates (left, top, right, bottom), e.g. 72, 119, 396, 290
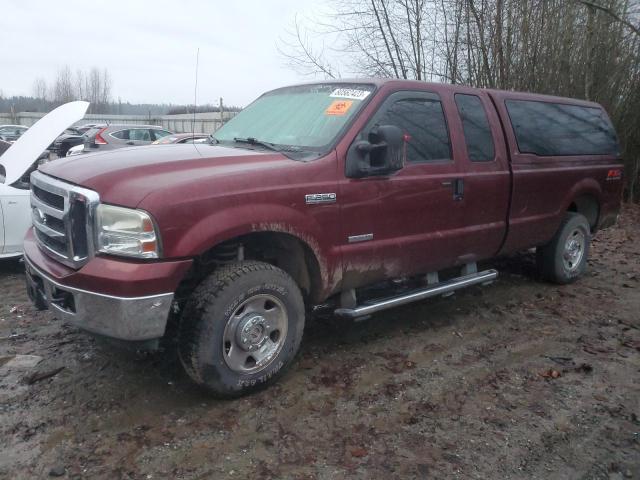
0, 139, 10, 156
81, 125, 173, 153
49, 124, 98, 157
152, 133, 210, 145
0, 125, 28, 143
0, 101, 88, 259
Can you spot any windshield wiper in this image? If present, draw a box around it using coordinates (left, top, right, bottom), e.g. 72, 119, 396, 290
233, 137, 280, 153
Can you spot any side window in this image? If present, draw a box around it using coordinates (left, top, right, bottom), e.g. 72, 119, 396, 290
129, 129, 152, 141
375, 97, 451, 163
506, 100, 619, 156
110, 129, 129, 140
455, 94, 495, 162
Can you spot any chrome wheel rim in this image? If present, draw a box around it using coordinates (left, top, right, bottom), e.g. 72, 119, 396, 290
563, 229, 585, 272
222, 294, 288, 374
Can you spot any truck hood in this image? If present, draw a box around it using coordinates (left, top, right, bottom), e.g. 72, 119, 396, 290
39, 143, 292, 207
0, 101, 89, 185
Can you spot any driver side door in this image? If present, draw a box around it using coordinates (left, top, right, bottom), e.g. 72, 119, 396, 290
338, 90, 466, 288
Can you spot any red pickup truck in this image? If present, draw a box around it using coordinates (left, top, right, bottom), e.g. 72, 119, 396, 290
24, 79, 623, 396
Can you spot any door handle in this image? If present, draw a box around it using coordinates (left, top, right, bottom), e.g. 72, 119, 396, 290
442, 178, 464, 200
453, 178, 464, 201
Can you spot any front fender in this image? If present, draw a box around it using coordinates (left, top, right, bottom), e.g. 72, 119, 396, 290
166, 202, 340, 299
178, 203, 326, 255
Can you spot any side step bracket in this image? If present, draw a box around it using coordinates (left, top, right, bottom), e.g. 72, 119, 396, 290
334, 269, 498, 319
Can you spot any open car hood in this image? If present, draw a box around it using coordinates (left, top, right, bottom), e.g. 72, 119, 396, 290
0, 101, 89, 185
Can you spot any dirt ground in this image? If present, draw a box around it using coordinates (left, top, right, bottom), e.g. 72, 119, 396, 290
1, 207, 639, 480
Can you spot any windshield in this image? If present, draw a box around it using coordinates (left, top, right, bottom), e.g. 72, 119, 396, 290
213, 83, 375, 156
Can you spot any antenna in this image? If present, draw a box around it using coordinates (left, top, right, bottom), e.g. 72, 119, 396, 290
192, 47, 200, 138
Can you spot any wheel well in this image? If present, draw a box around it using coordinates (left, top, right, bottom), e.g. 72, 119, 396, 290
165, 232, 322, 341
568, 195, 599, 231
187, 232, 322, 303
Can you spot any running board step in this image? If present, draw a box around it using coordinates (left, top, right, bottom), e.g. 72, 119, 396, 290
334, 269, 498, 319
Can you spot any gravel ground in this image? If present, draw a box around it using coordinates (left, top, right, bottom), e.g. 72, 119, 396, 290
1, 206, 639, 480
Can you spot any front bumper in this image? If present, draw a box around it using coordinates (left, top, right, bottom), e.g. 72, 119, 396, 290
25, 256, 175, 341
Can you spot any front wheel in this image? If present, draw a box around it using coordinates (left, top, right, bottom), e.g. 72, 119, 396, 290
536, 212, 591, 284
178, 261, 305, 397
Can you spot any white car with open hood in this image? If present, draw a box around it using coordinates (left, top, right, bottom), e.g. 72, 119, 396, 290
0, 101, 89, 259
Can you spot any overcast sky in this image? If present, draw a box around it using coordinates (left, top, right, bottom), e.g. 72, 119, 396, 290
0, 0, 328, 107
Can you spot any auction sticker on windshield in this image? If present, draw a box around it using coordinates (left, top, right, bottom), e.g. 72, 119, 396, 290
325, 100, 353, 116
329, 88, 371, 100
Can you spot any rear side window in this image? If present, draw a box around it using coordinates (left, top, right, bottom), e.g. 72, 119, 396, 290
455, 94, 495, 162
506, 100, 619, 156
376, 97, 451, 163
111, 129, 129, 140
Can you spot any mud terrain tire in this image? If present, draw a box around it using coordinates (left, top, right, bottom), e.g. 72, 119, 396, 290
178, 261, 305, 397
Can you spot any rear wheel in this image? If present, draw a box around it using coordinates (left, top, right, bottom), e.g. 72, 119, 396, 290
537, 212, 591, 284
178, 261, 305, 397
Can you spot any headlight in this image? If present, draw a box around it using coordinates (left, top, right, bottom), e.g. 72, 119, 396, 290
95, 204, 161, 259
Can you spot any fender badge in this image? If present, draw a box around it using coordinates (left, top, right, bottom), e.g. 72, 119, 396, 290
305, 193, 337, 204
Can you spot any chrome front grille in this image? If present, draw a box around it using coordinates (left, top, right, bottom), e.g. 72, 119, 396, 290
30, 171, 100, 268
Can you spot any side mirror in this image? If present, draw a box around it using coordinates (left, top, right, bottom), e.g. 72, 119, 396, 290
346, 124, 404, 178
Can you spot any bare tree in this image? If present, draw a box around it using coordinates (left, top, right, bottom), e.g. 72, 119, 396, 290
578, 0, 640, 37
32, 65, 114, 113
278, 14, 339, 78
88, 67, 101, 112
82, 67, 112, 113
75, 69, 85, 100
52, 65, 75, 104
32, 77, 48, 100
100, 68, 112, 106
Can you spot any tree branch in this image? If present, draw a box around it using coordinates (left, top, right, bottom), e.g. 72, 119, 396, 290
578, 0, 640, 37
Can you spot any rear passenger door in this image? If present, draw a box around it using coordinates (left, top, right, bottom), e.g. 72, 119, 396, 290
453, 92, 510, 261
128, 128, 154, 145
